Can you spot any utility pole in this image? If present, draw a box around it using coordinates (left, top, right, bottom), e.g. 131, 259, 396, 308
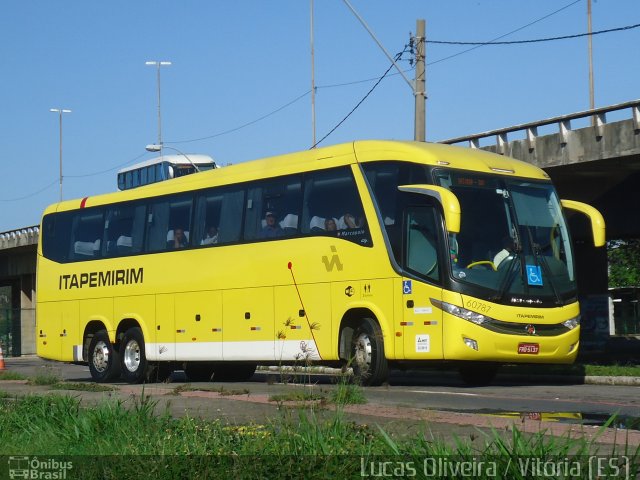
50, 108, 72, 202
145, 60, 172, 149
587, 0, 595, 125
310, 0, 317, 147
414, 19, 426, 142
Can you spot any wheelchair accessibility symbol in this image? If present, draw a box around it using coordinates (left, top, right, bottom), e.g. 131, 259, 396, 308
526, 265, 543, 286
403, 280, 412, 294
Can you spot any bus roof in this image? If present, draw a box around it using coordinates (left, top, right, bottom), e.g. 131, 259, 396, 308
117, 154, 216, 174
46, 140, 549, 215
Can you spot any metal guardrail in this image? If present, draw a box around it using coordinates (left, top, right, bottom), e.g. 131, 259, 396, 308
439, 99, 640, 153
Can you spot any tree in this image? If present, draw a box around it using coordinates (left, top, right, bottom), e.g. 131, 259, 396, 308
607, 239, 640, 288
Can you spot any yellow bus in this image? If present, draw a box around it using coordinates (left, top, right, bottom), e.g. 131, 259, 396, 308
36, 140, 605, 385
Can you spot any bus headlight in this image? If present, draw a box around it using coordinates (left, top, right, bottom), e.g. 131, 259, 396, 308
561, 315, 580, 330
431, 299, 490, 325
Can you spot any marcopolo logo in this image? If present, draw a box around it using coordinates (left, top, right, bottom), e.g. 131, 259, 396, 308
8, 456, 73, 479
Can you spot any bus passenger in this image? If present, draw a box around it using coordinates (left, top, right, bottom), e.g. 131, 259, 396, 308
260, 211, 283, 238
324, 218, 337, 232
201, 226, 219, 245
171, 228, 188, 249
339, 213, 363, 229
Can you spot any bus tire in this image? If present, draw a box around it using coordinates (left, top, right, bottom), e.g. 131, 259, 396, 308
120, 327, 148, 384
350, 318, 389, 386
459, 364, 498, 387
88, 330, 121, 383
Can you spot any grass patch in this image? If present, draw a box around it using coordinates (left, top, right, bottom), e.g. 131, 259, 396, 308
269, 390, 326, 403
330, 381, 366, 405
27, 365, 63, 386
171, 383, 250, 396
0, 393, 637, 478
49, 382, 115, 392
0, 370, 27, 381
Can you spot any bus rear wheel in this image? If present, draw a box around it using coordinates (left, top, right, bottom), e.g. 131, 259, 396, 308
350, 318, 389, 386
88, 330, 121, 382
120, 327, 148, 384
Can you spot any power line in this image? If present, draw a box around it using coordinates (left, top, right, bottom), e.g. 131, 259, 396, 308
312, 48, 408, 149
66, 152, 148, 179
428, 22, 640, 46
168, 90, 311, 145
0, 179, 57, 202
428, 0, 583, 65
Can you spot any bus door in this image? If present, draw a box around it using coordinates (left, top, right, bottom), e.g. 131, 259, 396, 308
397, 206, 444, 359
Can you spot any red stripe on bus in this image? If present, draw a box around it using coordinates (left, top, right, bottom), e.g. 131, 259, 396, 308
80, 197, 88, 208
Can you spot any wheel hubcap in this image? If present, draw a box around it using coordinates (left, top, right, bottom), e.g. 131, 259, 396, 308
92, 341, 110, 373
123, 340, 141, 372
354, 332, 372, 371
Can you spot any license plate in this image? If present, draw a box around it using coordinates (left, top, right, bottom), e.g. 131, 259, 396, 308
518, 343, 539, 354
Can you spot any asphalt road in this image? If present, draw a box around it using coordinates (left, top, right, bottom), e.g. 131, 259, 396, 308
4, 355, 640, 435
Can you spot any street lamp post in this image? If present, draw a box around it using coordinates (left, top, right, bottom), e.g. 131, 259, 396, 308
145, 144, 200, 172
50, 108, 72, 201
145, 61, 172, 150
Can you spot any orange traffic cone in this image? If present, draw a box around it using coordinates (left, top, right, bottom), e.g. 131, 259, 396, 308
0, 344, 5, 371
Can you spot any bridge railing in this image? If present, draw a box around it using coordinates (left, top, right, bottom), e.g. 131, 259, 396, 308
439, 99, 640, 154
0, 226, 39, 250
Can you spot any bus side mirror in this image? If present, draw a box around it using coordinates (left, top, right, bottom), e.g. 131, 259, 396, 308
398, 184, 461, 234
560, 199, 606, 247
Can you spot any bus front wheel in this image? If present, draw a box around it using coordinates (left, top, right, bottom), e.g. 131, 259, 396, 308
120, 327, 148, 384
88, 330, 121, 382
350, 318, 389, 386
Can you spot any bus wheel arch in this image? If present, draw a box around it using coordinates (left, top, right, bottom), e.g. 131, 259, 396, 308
86, 324, 121, 383
339, 309, 389, 386
83, 320, 114, 363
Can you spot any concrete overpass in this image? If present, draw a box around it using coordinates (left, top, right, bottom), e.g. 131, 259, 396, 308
440, 99, 640, 241
0, 227, 38, 356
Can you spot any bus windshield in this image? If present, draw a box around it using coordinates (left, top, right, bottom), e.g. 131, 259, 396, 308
435, 170, 576, 303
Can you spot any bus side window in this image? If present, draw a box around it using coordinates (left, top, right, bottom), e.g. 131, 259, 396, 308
70, 211, 105, 261
104, 204, 146, 257
244, 175, 301, 241
42, 213, 73, 263
404, 206, 440, 283
193, 187, 244, 246
145, 195, 193, 252
302, 166, 371, 246
148, 165, 156, 184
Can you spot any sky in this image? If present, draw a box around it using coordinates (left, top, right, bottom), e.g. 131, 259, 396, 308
1, 0, 638, 232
